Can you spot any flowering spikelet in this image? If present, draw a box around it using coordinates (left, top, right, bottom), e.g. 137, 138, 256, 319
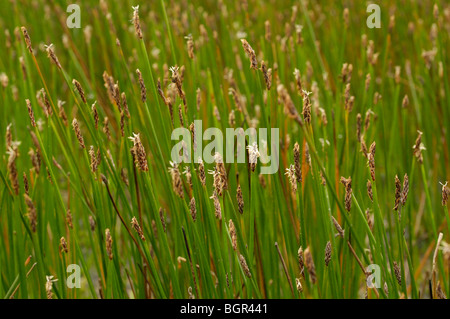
367, 180, 373, 202
168, 162, 184, 198
60, 237, 68, 254
121, 92, 130, 118
190, 197, 197, 221
24, 193, 37, 232
239, 254, 251, 278
185, 34, 194, 59
285, 164, 297, 193
247, 142, 260, 172
441, 182, 449, 206
366, 209, 374, 232
183, 166, 193, 189
39, 89, 52, 117
293, 142, 302, 183
298, 246, 305, 276
324, 241, 332, 267
136, 69, 146, 103
436, 281, 447, 299
129, 133, 148, 171
368, 141, 376, 181
331, 216, 345, 238
45, 44, 61, 69
90, 101, 99, 129
29, 148, 41, 174
105, 228, 113, 260
261, 60, 272, 90
340, 176, 352, 212
159, 208, 166, 232
7, 146, 19, 195
401, 173, 409, 207
131, 217, 145, 241
89, 146, 101, 173
229, 219, 237, 251
23, 172, 29, 195
360, 139, 368, 158
26, 99, 36, 127
170, 66, 186, 106
302, 90, 312, 124
132, 5, 142, 39
57, 100, 68, 126
103, 117, 111, 141
66, 209, 73, 229
402, 94, 409, 108
304, 247, 317, 284
240, 39, 258, 70
356, 113, 362, 142
89, 216, 96, 232
214, 152, 228, 192
197, 158, 206, 186
72, 118, 85, 149
237, 184, 244, 214
394, 174, 409, 214
295, 278, 303, 293
412, 130, 424, 164
72, 79, 86, 103
21, 27, 33, 53
393, 261, 401, 285
45, 276, 57, 299
210, 191, 222, 220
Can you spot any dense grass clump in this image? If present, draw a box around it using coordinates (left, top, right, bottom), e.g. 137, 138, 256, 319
1, 0, 449, 299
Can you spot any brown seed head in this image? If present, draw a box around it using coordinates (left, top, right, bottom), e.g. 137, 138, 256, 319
26, 99, 36, 127
240, 39, 258, 70
229, 219, 237, 251
239, 254, 251, 278
304, 247, 317, 284
60, 237, 68, 253
132, 6, 143, 39
136, 69, 147, 103
72, 118, 85, 149
237, 184, 244, 214
325, 241, 332, 267
21, 27, 33, 53
105, 228, 113, 260
72, 79, 86, 103
190, 197, 197, 222
131, 217, 145, 241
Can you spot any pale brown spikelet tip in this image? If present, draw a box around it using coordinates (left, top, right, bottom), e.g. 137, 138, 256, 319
21, 27, 33, 53
239, 254, 251, 278
304, 247, 317, 284
131, 216, 145, 241
293, 142, 302, 183
265, 20, 271, 41
72, 79, 86, 103
132, 5, 143, 39
240, 39, 258, 70
72, 118, 85, 149
229, 219, 237, 251
324, 241, 332, 267
136, 69, 146, 103
25, 99, 36, 127
285, 164, 297, 194
190, 197, 197, 222
45, 44, 61, 69
60, 237, 68, 254
105, 228, 113, 260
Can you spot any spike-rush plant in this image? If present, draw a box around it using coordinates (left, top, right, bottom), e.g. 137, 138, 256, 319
1, 0, 450, 299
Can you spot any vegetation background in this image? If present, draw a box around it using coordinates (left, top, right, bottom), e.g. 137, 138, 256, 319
0, 0, 449, 299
